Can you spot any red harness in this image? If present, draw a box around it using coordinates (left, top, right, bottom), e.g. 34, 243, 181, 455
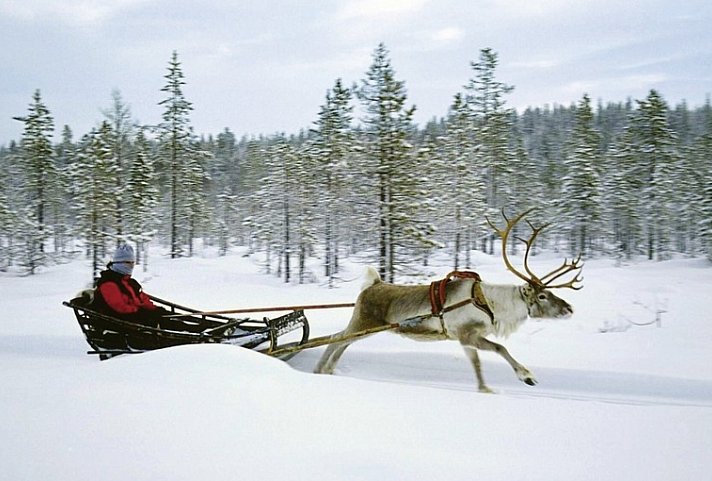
429, 271, 495, 325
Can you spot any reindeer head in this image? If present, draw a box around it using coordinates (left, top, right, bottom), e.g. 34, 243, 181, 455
487, 209, 583, 319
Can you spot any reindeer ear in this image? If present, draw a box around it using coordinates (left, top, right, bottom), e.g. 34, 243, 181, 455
521, 284, 536, 303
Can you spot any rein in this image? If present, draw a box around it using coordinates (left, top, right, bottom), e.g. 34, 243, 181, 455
428, 271, 496, 333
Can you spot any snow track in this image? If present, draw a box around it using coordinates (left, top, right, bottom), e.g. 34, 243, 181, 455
289, 348, 712, 408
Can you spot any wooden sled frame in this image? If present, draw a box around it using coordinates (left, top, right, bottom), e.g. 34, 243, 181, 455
63, 293, 310, 360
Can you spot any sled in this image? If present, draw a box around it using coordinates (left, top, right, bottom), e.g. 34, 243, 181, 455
63, 292, 310, 360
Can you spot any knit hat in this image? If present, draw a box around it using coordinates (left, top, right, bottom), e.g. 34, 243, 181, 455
112, 244, 135, 263
110, 244, 135, 276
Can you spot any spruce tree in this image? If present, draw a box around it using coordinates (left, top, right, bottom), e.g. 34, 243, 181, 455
158, 50, 195, 258
182, 144, 212, 257
603, 127, 643, 260
253, 136, 298, 280
632, 90, 679, 260
463, 48, 515, 253
102, 90, 134, 245
0, 178, 14, 271
441, 93, 486, 269
14, 90, 58, 273
53, 125, 75, 255
71, 122, 119, 280
693, 106, 712, 260
310, 78, 354, 285
126, 129, 160, 267
357, 43, 418, 282
0, 143, 21, 269
560, 94, 602, 256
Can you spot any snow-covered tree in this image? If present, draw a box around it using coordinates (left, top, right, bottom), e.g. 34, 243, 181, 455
632, 90, 679, 260
158, 50, 197, 258
215, 188, 238, 256
0, 143, 21, 269
71, 122, 119, 280
53, 125, 76, 256
692, 105, 712, 261
126, 128, 160, 267
14, 90, 58, 273
310, 78, 355, 285
463, 48, 515, 253
0, 182, 16, 270
357, 43, 419, 282
560, 94, 603, 256
251, 136, 298, 281
102, 89, 134, 245
440, 93, 487, 268
603, 127, 644, 259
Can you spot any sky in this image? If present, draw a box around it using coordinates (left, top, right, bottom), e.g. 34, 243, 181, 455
1, 0, 711, 144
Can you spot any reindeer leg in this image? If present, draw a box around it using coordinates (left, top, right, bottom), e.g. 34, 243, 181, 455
461, 345, 495, 393
474, 337, 537, 386
314, 335, 353, 374
315, 309, 384, 375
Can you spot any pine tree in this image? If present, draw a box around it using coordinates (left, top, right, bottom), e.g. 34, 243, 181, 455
560, 94, 602, 256
253, 136, 298, 281
14, 90, 58, 274
632, 90, 679, 260
463, 48, 515, 253
603, 127, 643, 260
507, 119, 542, 227
126, 129, 160, 268
441, 93, 486, 269
182, 144, 212, 257
0, 177, 15, 271
158, 50, 195, 258
102, 90, 134, 245
310, 78, 354, 285
239, 140, 272, 258
212, 128, 239, 189
53, 125, 76, 255
71, 122, 119, 280
215, 188, 238, 256
357, 43, 418, 282
0, 143, 21, 269
693, 104, 712, 260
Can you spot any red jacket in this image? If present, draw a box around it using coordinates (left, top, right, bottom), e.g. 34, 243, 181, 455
96, 272, 156, 314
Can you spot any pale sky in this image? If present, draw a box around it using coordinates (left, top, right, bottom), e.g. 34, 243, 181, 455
1, 0, 710, 143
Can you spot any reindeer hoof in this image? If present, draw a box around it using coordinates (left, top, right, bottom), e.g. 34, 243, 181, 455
516, 367, 537, 386
478, 386, 496, 394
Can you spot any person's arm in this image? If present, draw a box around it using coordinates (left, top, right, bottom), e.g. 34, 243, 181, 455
137, 290, 157, 310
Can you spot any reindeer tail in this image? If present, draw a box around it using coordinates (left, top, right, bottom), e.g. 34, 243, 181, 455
362, 266, 382, 290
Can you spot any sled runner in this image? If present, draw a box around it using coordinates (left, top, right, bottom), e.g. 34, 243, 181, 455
63, 292, 310, 360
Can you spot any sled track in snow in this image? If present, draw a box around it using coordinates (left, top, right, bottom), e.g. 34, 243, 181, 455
361, 376, 712, 408
289, 349, 712, 409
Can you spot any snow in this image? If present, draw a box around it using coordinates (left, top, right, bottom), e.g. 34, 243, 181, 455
2, 249, 711, 480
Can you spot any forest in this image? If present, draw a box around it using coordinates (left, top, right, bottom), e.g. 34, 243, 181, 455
1, 44, 711, 284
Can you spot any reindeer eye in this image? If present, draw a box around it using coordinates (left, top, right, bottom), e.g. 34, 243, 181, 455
537, 293, 547, 301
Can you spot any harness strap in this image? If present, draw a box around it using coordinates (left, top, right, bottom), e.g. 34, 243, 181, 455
428, 271, 496, 328
429, 271, 480, 315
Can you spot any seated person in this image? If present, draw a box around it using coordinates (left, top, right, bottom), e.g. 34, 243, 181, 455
93, 244, 204, 332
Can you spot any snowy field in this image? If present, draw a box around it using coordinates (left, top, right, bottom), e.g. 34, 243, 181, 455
1, 248, 711, 481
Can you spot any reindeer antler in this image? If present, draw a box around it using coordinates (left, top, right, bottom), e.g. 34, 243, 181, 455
486, 209, 583, 290
539, 254, 584, 290
486, 208, 538, 286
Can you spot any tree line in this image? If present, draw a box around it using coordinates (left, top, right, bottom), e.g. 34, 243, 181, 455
1, 45, 711, 283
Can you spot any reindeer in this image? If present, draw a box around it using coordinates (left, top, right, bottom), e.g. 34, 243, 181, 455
314, 210, 583, 393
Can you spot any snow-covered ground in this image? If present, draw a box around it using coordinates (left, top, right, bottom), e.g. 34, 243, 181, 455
1, 248, 711, 481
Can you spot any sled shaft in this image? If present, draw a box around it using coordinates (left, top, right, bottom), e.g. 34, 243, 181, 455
263, 322, 401, 357
168, 302, 355, 317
